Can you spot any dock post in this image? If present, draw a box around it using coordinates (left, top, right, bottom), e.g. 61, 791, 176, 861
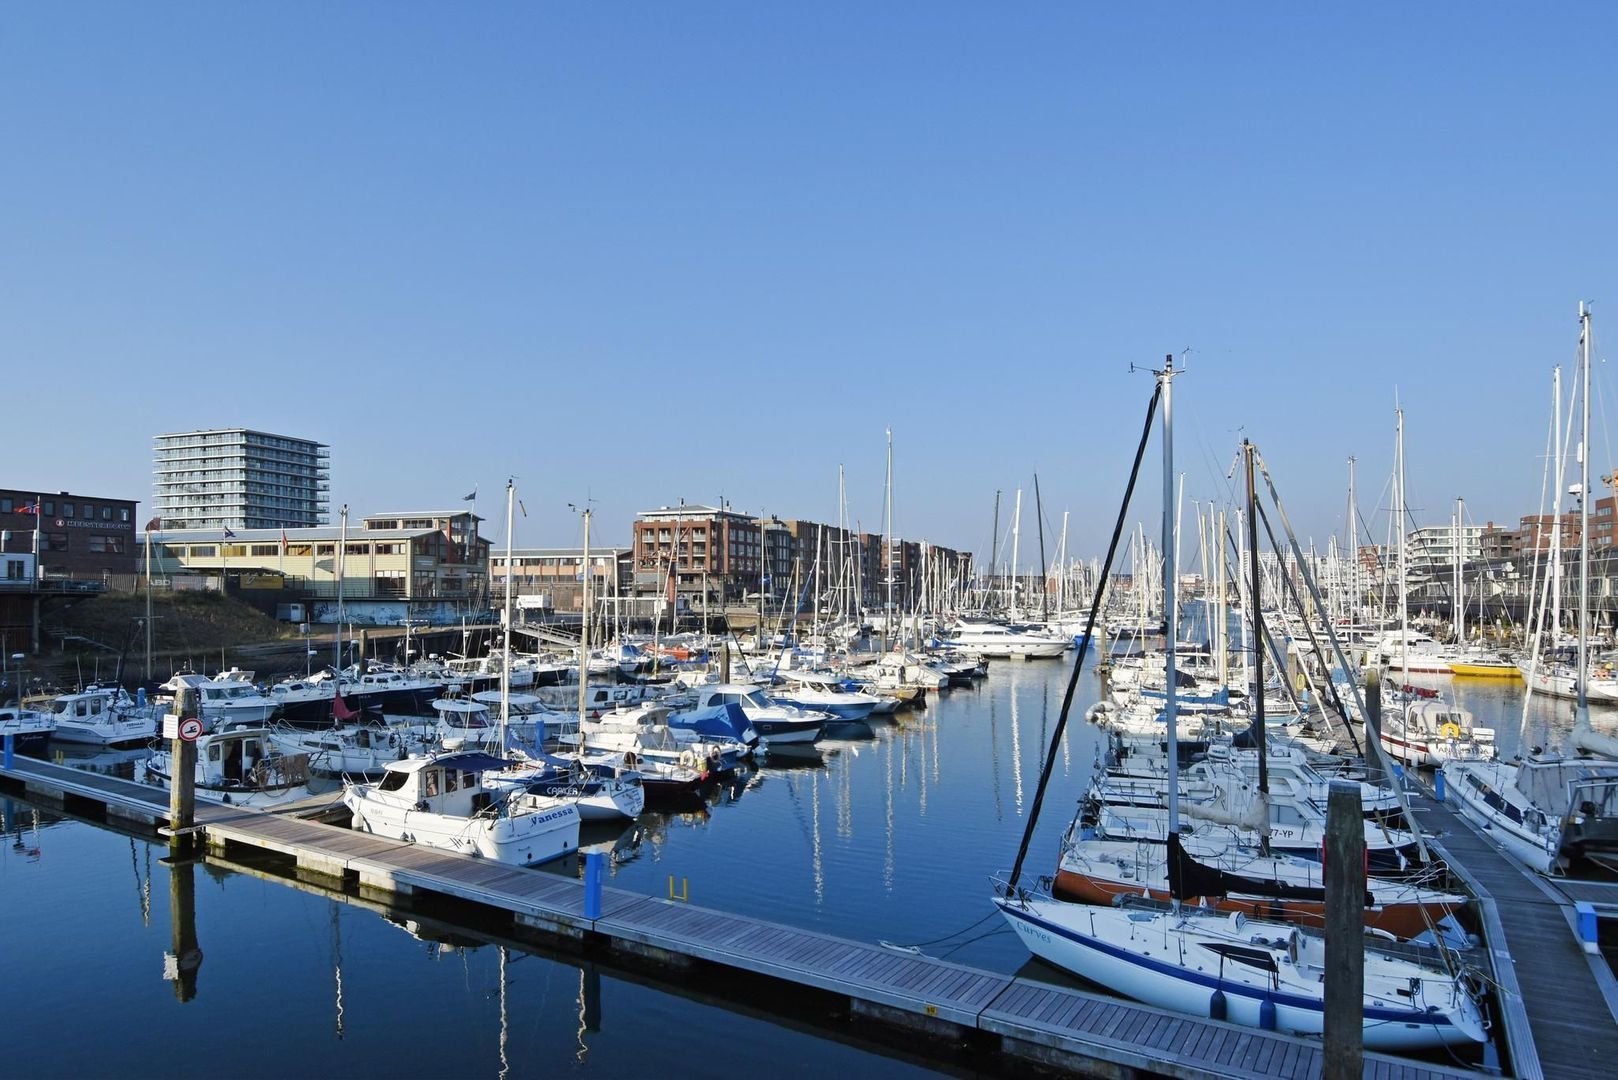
1576, 901, 1599, 953
3, 732, 12, 770
168, 687, 198, 853
719, 644, 730, 684
583, 850, 604, 920
1434, 768, 1447, 802
1323, 778, 1365, 1079
1363, 666, 1385, 787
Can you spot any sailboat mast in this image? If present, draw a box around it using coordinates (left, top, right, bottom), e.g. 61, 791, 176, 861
1009, 489, 1022, 620
1034, 473, 1049, 621
1579, 302, 1592, 720
1244, 440, 1269, 856
1347, 456, 1358, 628
884, 428, 894, 646
499, 480, 514, 750
990, 490, 1001, 611
1397, 409, 1409, 681
1159, 355, 1180, 836
578, 508, 591, 728
1453, 496, 1464, 645
334, 504, 348, 672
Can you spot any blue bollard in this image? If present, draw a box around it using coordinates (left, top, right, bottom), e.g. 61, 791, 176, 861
583, 851, 604, 920
1435, 769, 1447, 803
3, 733, 12, 770
1576, 901, 1598, 948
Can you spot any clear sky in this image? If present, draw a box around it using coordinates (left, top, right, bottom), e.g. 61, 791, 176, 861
4, 5, 1616, 566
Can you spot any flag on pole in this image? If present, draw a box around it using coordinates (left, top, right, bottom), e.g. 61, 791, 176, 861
280, 527, 289, 553
462, 489, 477, 501
16, 501, 38, 516
223, 527, 237, 539
144, 516, 161, 532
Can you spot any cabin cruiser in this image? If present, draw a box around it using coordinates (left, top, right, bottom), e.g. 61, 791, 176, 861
563, 704, 748, 773
940, 619, 1068, 659
271, 720, 437, 778
48, 686, 159, 746
163, 673, 279, 730
267, 669, 383, 726
771, 671, 882, 721
0, 704, 53, 756
346, 665, 445, 716
143, 727, 313, 808
675, 684, 824, 746
343, 750, 581, 866
483, 751, 645, 821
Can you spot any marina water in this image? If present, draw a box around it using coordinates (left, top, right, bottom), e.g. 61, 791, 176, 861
3, 659, 1101, 1077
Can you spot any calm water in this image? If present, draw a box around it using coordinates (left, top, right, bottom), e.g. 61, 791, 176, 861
2, 659, 1106, 1078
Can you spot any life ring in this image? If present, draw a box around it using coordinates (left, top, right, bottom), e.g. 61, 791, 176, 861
623, 752, 639, 769
679, 750, 698, 769
1439, 722, 1462, 740
707, 746, 722, 764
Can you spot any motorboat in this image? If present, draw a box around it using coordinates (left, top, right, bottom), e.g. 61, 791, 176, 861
483, 751, 645, 822
143, 727, 313, 808
0, 704, 53, 756
676, 684, 824, 746
47, 687, 159, 746
940, 619, 1068, 659
164, 673, 279, 730
343, 749, 581, 866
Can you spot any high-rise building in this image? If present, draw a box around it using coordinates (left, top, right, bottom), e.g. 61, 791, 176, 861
153, 428, 329, 530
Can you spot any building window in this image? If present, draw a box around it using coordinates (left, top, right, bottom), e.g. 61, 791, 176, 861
62, 503, 74, 518
120, 508, 130, 522
345, 543, 370, 556
190, 545, 216, 557
6, 560, 24, 580
317, 544, 335, 555
0, 498, 11, 512
102, 507, 113, 521
46, 533, 69, 552
86, 536, 126, 555
42, 501, 53, 515
250, 545, 278, 556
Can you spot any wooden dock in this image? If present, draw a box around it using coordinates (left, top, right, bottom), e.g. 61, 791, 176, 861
2, 753, 1474, 1080
1406, 784, 1618, 1080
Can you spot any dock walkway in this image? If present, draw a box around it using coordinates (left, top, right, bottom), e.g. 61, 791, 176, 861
1407, 786, 1618, 1080
2, 753, 1471, 1080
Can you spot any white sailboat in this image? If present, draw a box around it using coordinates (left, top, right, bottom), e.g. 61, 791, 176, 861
995, 365, 1484, 1051
1446, 304, 1618, 875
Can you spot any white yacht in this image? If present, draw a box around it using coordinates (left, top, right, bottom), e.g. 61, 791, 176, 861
164, 673, 279, 730
343, 750, 581, 866
941, 619, 1068, 659
48, 687, 158, 746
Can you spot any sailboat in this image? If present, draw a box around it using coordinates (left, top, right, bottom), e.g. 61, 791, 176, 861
1376, 408, 1494, 766
1445, 305, 1618, 876
994, 361, 1485, 1051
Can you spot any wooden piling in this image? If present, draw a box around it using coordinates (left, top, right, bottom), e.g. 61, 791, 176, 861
1363, 667, 1385, 787
168, 687, 198, 854
1323, 778, 1365, 1079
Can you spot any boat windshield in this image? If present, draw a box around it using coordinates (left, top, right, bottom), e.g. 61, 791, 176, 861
740, 691, 768, 708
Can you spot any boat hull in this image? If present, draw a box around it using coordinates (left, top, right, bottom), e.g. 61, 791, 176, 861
996, 898, 1482, 1051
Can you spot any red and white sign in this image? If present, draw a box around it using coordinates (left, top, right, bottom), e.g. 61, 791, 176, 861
178, 717, 205, 742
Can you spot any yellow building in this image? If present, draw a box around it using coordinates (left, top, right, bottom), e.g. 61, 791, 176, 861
151, 509, 488, 624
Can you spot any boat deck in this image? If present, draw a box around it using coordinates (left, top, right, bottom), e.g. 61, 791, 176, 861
1408, 785, 1618, 1080
2, 752, 1472, 1079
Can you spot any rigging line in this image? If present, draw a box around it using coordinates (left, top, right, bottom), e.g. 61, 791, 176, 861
1006, 378, 1162, 894
1254, 496, 1364, 757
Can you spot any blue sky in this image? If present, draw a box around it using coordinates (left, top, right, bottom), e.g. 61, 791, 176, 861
3, 5, 1616, 564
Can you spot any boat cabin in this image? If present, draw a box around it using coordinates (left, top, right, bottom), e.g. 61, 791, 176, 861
373, 752, 505, 816
51, 688, 125, 721
696, 686, 771, 711
198, 729, 309, 791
